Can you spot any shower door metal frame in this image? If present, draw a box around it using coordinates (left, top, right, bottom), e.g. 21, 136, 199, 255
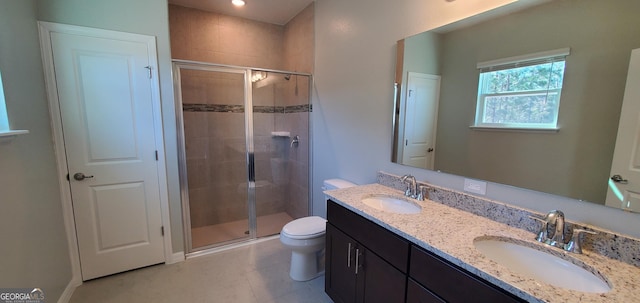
173, 59, 313, 255
173, 62, 252, 253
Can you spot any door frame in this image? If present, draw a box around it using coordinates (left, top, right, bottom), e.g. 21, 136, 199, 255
38, 21, 174, 286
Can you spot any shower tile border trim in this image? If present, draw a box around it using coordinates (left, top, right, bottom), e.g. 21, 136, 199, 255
183, 103, 311, 113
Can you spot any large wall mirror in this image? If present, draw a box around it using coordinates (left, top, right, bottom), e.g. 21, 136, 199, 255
392, 0, 640, 209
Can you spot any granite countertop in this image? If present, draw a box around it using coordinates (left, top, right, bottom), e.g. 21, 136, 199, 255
325, 183, 640, 303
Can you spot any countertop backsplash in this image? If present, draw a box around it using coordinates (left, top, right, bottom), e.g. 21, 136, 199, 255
377, 171, 640, 268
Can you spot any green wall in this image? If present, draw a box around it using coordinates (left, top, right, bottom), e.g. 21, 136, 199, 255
0, 0, 71, 300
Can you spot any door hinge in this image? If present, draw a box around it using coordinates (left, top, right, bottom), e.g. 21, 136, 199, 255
145, 66, 152, 79
161, 226, 164, 236
155, 150, 159, 161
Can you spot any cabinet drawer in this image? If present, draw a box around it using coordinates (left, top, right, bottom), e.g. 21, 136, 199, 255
407, 278, 445, 303
327, 200, 410, 273
410, 246, 524, 303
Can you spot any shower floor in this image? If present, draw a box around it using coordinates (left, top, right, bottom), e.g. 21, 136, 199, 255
191, 212, 294, 249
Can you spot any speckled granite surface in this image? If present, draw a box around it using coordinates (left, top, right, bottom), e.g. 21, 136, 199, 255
377, 171, 640, 268
325, 182, 640, 302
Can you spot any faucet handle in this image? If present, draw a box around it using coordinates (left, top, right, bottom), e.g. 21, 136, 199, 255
529, 215, 549, 242
564, 228, 597, 254
400, 174, 412, 181
416, 185, 429, 201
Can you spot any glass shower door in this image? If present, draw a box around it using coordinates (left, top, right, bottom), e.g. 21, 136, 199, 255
252, 70, 311, 237
177, 65, 251, 250
176, 62, 313, 253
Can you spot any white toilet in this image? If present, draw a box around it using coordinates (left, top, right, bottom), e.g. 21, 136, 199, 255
280, 178, 357, 281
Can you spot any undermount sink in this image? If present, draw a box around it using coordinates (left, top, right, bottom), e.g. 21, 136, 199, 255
474, 236, 611, 293
361, 194, 421, 214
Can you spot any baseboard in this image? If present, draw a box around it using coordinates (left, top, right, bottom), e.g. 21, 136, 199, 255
57, 277, 81, 303
167, 251, 185, 264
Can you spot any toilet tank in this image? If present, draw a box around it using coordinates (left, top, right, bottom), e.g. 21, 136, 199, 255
323, 179, 357, 191
321, 179, 357, 216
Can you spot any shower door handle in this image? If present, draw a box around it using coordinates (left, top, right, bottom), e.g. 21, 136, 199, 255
247, 153, 255, 182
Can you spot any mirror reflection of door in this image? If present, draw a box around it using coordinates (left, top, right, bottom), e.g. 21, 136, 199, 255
606, 48, 640, 212
400, 72, 440, 169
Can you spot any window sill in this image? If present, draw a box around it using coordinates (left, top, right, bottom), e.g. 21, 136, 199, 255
469, 126, 559, 133
0, 130, 29, 137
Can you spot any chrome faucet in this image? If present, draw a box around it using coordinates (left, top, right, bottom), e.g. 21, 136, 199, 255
400, 174, 418, 199
546, 210, 566, 248
531, 210, 597, 254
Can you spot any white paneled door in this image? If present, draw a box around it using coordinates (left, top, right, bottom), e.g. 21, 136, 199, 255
48, 26, 165, 280
401, 73, 440, 170
607, 48, 640, 212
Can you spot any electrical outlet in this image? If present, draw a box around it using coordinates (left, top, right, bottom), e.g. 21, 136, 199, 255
464, 179, 487, 195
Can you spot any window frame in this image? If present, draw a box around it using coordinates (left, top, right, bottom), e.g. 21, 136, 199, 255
472, 48, 570, 131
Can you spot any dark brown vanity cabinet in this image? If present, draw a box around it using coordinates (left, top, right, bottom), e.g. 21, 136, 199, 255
409, 246, 525, 303
325, 200, 409, 303
325, 200, 527, 303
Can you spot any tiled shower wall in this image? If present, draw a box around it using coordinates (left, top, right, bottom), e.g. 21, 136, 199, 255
281, 6, 313, 219
170, 4, 314, 227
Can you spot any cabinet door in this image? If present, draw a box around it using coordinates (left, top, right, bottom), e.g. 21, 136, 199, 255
359, 248, 407, 303
326, 224, 357, 303
328, 200, 410, 272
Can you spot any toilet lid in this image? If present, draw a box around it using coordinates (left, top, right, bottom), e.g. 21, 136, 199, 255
282, 216, 327, 239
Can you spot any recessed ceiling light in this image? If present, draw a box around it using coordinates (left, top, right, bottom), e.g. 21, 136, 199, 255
232, 0, 246, 6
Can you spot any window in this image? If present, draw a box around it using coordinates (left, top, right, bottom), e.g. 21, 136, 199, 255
0, 69, 28, 137
0, 70, 9, 132
474, 48, 569, 130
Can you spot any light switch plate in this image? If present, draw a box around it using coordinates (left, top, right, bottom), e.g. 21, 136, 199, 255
464, 179, 487, 195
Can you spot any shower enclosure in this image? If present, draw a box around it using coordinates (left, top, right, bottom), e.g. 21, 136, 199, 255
173, 60, 312, 253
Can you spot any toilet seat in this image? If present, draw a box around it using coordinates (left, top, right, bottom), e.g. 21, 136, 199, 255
281, 216, 327, 239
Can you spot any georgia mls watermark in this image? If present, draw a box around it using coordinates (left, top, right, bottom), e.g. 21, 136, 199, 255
0, 288, 44, 303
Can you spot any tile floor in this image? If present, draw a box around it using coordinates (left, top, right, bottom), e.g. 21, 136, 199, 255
69, 238, 333, 303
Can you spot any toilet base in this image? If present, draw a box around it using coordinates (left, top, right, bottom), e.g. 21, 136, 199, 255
289, 249, 325, 281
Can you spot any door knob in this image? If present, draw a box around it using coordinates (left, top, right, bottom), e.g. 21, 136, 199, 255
611, 174, 628, 184
73, 172, 94, 181
427, 148, 434, 152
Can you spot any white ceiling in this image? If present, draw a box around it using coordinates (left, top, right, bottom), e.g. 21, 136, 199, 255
168, 0, 315, 25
